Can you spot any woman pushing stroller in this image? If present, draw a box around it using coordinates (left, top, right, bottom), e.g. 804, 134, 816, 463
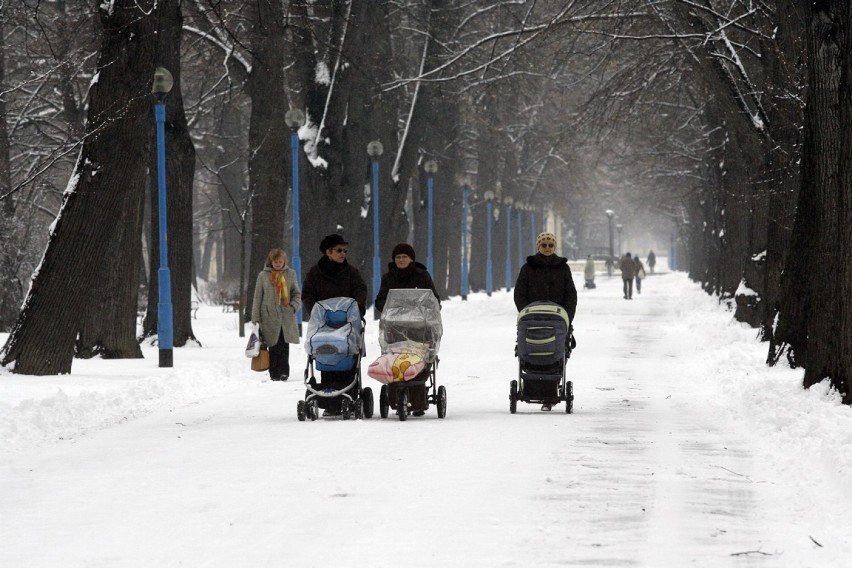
512, 232, 578, 412
301, 233, 368, 417
372, 243, 442, 418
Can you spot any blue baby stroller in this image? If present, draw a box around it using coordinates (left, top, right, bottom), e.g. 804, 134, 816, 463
510, 301, 574, 414
298, 297, 373, 421
371, 289, 446, 421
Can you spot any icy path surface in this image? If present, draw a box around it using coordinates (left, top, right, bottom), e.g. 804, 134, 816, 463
2, 273, 850, 567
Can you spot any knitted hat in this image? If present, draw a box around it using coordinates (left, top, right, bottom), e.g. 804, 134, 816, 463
320, 233, 348, 253
391, 242, 416, 260
536, 232, 557, 249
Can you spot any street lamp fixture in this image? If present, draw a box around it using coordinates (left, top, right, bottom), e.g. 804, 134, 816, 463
285, 108, 306, 332
504, 196, 513, 290
616, 223, 623, 256
152, 67, 174, 368
367, 141, 384, 309
460, 181, 470, 301
484, 190, 495, 296
424, 159, 437, 275
605, 210, 615, 276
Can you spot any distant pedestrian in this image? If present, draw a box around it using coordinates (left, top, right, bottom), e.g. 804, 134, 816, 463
583, 255, 596, 289
620, 252, 635, 299
647, 250, 656, 274
251, 248, 302, 381
634, 255, 646, 294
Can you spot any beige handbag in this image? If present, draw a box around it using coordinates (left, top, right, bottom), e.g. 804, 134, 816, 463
250, 345, 270, 372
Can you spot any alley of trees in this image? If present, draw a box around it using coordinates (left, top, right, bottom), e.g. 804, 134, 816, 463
0, 1, 850, 401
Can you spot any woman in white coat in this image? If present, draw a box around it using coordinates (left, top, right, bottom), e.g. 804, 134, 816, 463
251, 248, 302, 381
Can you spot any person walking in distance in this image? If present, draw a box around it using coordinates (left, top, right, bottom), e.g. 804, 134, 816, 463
634, 254, 646, 295
647, 250, 656, 274
620, 252, 635, 299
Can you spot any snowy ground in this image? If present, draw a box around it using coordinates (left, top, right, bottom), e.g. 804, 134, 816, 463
2, 269, 852, 567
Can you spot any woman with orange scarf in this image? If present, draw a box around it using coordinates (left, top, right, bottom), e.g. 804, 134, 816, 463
251, 248, 302, 381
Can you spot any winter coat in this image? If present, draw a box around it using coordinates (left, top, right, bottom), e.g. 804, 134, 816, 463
584, 258, 596, 281
374, 261, 440, 314
513, 253, 578, 321
302, 256, 368, 319
647, 251, 656, 267
251, 266, 302, 345
634, 257, 645, 279
620, 256, 636, 280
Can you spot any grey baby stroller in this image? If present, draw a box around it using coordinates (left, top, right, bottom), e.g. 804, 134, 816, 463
298, 297, 374, 421
510, 301, 574, 414
368, 289, 446, 421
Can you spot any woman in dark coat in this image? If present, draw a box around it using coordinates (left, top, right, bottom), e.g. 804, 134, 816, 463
374, 242, 440, 315
513, 232, 577, 322
301, 233, 368, 319
301, 234, 368, 415
373, 243, 440, 416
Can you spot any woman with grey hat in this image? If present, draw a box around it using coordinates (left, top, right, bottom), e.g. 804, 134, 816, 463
301, 233, 368, 319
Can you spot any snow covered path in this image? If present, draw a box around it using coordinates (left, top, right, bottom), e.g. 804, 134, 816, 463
2, 272, 851, 567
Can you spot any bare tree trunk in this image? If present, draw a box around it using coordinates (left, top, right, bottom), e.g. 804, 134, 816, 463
243, 0, 289, 324
777, 1, 850, 396
1, 0, 157, 375
0, 18, 21, 331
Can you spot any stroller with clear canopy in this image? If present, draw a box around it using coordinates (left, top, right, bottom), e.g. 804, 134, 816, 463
298, 297, 373, 421
510, 301, 574, 414
367, 289, 446, 421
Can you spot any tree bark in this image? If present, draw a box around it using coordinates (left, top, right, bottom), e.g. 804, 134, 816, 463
777, 1, 851, 396
1, 0, 157, 374
244, 0, 289, 324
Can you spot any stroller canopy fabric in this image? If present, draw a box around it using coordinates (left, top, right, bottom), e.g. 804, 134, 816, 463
305, 297, 363, 358
379, 289, 443, 363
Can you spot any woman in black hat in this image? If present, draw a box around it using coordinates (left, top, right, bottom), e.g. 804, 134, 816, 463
301, 233, 368, 319
373, 242, 440, 315
373, 242, 440, 416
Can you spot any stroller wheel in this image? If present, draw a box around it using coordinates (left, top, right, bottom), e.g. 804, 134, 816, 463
509, 380, 518, 414
565, 381, 574, 414
397, 388, 408, 422
379, 385, 389, 419
354, 399, 364, 420
308, 401, 318, 421
437, 385, 447, 419
297, 400, 307, 422
341, 399, 352, 420
362, 387, 374, 419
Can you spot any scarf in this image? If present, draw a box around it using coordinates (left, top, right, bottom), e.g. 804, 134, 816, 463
271, 270, 290, 306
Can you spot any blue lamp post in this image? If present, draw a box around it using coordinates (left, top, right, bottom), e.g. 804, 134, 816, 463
367, 141, 384, 306
152, 67, 174, 368
606, 209, 615, 276
616, 223, 623, 256
424, 159, 438, 275
285, 108, 306, 332
484, 191, 495, 296
504, 197, 513, 290
461, 184, 470, 300
516, 205, 524, 271
530, 208, 537, 254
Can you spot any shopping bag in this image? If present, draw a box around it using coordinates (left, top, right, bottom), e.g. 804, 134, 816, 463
245, 324, 261, 358
251, 345, 270, 372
